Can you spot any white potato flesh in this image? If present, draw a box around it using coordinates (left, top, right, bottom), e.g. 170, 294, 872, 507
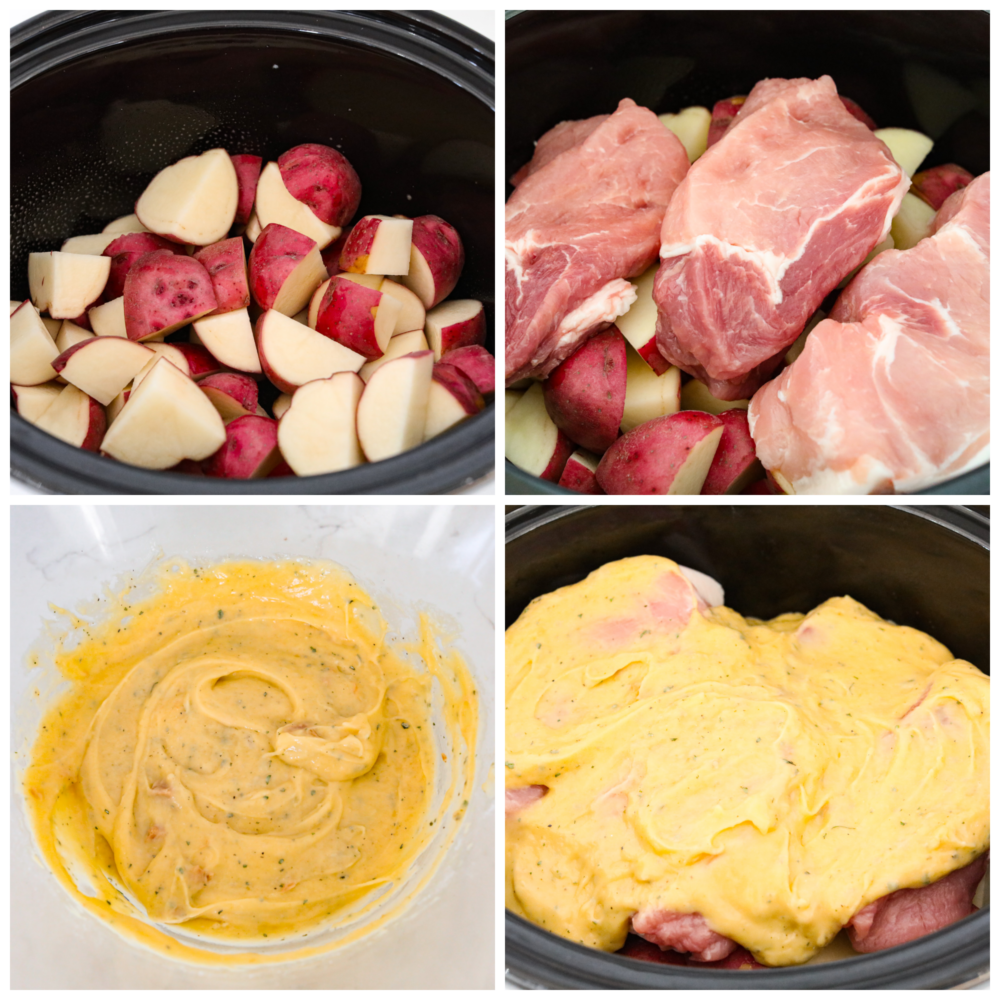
363, 216, 413, 275
13, 382, 62, 424
504, 388, 524, 415
381, 278, 426, 334
56, 337, 154, 406
192, 309, 262, 373
28, 251, 111, 319
11, 301, 60, 385
101, 357, 226, 468
873, 127, 934, 178
272, 393, 293, 419
359, 329, 429, 382
356, 351, 434, 461
61, 233, 119, 255
102, 213, 149, 234
659, 106, 711, 162
255, 162, 340, 249
620, 350, 681, 432
272, 246, 328, 317
505, 382, 563, 476
55, 320, 95, 353
135, 148, 239, 246
278, 373, 365, 476
423, 377, 478, 441
35, 384, 101, 448
891, 192, 937, 250
88, 296, 128, 338
257, 309, 365, 389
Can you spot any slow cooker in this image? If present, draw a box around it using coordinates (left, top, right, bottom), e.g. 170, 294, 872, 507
504, 10, 989, 497
505, 504, 989, 989
12, 10, 494, 494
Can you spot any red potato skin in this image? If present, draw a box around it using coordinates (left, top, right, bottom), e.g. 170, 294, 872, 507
277, 143, 362, 227
596, 410, 723, 494
912, 164, 974, 211
839, 96, 877, 130
638, 339, 672, 376
248, 223, 320, 312
441, 345, 495, 396
203, 414, 280, 478
170, 342, 224, 379
194, 238, 250, 313
411, 215, 465, 307
254, 314, 296, 395
268, 458, 295, 477
558, 453, 604, 494
543, 326, 627, 454
230, 154, 262, 225
315, 276, 386, 359
104, 233, 177, 300
765, 470, 789, 494
743, 477, 778, 494
123, 250, 218, 341
433, 362, 485, 414
68, 309, 94, 331
432, 305, 487, 354
707, 96, 746, 147
51, 336, 100, 373
699, 408, 761, 495
81, 395, 108, 452
322, 228, 351, 276
198, 372, 258, 412
338, 216, 379, 273
539, 429, 575, 483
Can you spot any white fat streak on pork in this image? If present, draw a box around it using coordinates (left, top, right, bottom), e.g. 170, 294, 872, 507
653, 75, 908, 400
750, 172, 990, 495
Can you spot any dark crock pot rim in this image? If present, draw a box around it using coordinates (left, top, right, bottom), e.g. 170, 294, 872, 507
11, 9, 495, 496
504, 503, 989, 989
503, 8, 989, 498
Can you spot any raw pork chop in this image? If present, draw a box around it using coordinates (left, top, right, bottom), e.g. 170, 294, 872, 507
847, 852, 988, 953
631, 910, 738, 962
620, 934, 765, 970
653, 76, 908, 400
631, 852, 986, 965
749, 172, 990, 494
505, 99, 688, 385
509, 113, 609, 187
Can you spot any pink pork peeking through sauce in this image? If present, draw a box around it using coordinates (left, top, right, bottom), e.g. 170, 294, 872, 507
505, 556, 989, 967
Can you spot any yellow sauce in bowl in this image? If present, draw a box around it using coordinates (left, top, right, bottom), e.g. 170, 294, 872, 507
24, 558, 477, 965
505, 555, 989, 966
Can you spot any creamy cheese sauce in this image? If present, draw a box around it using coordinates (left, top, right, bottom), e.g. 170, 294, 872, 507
24, 558, 477, 965
505, 555, 989, 966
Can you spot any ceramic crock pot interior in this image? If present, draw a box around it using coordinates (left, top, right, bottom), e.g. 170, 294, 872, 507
504, 10, 990, 497
505, 504, 989, 989
11, 10, 494, 494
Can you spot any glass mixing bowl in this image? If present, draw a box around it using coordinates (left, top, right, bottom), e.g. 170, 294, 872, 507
12, 504, 494, 988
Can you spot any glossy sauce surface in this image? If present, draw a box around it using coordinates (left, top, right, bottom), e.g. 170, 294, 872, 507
505, 555, 989, 966
25, 559, 476, 964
